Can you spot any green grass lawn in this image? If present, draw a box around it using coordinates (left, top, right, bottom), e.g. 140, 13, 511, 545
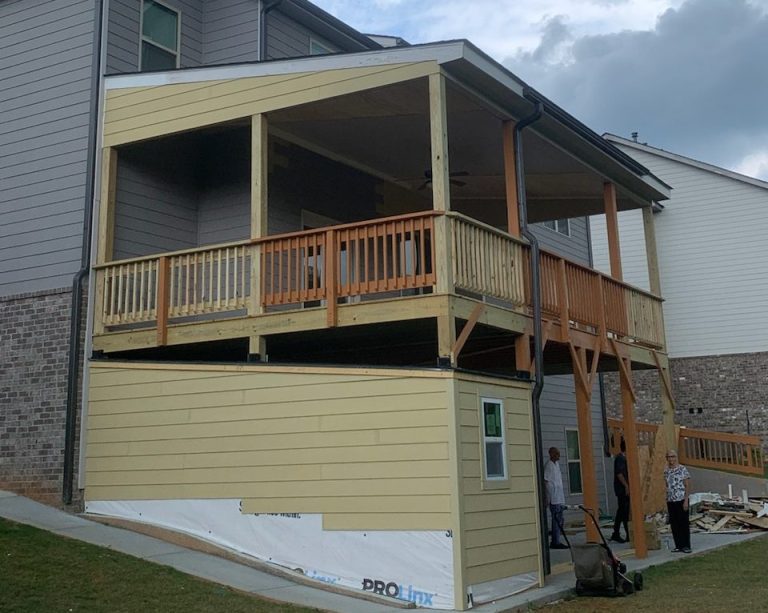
538, 534, 768, 612
0, 518, 319, 613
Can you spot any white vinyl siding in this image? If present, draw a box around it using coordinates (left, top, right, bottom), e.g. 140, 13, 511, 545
591, 143, 768, 358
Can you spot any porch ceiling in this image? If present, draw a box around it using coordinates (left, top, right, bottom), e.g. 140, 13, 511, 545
269, 78, 647, 225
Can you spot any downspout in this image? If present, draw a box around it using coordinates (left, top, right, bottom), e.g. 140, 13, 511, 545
513, 102, 549, 575
258, 0, 284, 61
63, 0, 105, 506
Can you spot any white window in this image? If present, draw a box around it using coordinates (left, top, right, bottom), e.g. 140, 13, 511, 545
309, 38, 334, 56
541, 219, 571, 236
481, 398, 507, 480
565, 428, 583, 494
141, 0, 180, 70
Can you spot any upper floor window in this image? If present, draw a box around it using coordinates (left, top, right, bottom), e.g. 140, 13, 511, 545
309, 38, 334, 56
481, 398, 507, 480
541, 219, 571, 236
141, 0, 180, 71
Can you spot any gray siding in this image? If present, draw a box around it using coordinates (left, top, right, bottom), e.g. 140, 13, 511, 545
203, 0, 261, 65
531, 217, 591, 265
592, 142, 768, 358
106, 0, 203, 74
113, 144, 198, 260
0, 0, 96, 296
540, 376, 611, 513
266, 9, 338, 60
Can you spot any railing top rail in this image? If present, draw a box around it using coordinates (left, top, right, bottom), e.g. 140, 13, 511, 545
445, 211, 529, 247
94, 211, 444, 270
254, 210, 442, 244
447, 212, 663, 303
679, 427, 762, 446
93, 239, 253, 269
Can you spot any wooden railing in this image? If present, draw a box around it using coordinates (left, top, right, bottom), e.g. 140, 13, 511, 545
607, 418, 659, 455
451, 214, 526, 307
97, 242, 252, 327
607, 418, 765, 477
94, 211, 664, 351
678, 427, 764, 476
260, 211, 437, 307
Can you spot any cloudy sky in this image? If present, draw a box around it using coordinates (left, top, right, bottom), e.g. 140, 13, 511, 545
313, 0, 768, 180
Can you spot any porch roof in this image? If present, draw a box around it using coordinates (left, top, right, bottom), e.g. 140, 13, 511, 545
104, 40, 670, 213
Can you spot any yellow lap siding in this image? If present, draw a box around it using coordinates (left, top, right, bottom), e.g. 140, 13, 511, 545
86, 363, 452, 531
455, 377, 540, 589
103, 62, 438, 147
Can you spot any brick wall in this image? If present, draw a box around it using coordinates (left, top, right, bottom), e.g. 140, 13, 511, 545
603, 353, 768, 453
0, 288, 85, 507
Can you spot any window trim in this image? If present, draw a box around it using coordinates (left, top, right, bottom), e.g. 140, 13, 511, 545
309, 37, 334, 56
140, 0, 181, 70
480, 397, 508, 485
541, 218, 571, 236
564, 427, 583, 495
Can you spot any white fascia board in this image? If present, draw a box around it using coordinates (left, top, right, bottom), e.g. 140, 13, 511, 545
605, 133, 768, 192
105, 42, 469, 91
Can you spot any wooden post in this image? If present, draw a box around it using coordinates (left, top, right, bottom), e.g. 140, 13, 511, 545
156, 256, 170, 347
429, 73, 453, 297
652, 351, 678, 450
326, 228, 338, 328
429, 72, 451, 213
250, 114, 268, 352
502, 120, 520, 237
617, 354, 648, 558
437, 313, 456, 365
557, 258, 569, 341
515, 333, 532, 373
96, 147, 118, 265
572, 346, 600, 543
642, 206, 661, 296
603, 182, 623, 281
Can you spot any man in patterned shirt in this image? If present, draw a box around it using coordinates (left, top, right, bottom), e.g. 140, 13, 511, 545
664, 449, 692, 553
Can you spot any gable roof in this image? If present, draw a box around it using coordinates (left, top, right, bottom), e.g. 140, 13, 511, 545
604, 133, 768, 192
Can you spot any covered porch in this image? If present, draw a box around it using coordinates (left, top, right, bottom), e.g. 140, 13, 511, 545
91, 41, 674, 561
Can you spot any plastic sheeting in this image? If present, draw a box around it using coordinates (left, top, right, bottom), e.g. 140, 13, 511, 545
86, 498, 455, 608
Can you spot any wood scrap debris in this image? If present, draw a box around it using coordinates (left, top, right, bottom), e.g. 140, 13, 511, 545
688, 495, 768, 534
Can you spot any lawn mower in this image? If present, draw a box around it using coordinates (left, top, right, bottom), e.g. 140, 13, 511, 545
558, 505, 644, 597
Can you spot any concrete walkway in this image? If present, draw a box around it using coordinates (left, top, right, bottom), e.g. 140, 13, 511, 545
1, 490, 764, 612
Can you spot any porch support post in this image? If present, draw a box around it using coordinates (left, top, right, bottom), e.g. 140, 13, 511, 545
603, 182, 623, 280
429, 72, 454, 310
614, 346, 648, 558
94, 147, 118, 335
642, 206, 661, 296
570, 344, 600, 542
249, 113, 268, 359
96, 147, 117, 265
502, 120, 520, 237
437, 314, 456, 366
653, 351, 678, 450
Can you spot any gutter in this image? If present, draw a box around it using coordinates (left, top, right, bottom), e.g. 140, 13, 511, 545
63, 0, 105, 505
513, 102, 550, 575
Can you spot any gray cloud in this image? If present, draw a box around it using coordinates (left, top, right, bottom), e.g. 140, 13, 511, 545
505, 0, 768, 176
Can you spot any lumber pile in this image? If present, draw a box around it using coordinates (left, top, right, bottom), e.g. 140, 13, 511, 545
690, 497, 768, 534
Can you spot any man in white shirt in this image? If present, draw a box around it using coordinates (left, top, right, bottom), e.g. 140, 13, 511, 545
544, 446, 568, 549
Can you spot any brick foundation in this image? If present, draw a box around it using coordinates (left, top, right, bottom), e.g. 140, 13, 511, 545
0, 287, 85, 508
603, 353, 768, 453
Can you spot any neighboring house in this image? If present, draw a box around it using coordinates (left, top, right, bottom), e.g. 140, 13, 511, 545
591, 134, 768, 452
2, 1, 673, 608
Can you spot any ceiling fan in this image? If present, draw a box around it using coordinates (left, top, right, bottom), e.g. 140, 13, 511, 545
417, 169, 469, 191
